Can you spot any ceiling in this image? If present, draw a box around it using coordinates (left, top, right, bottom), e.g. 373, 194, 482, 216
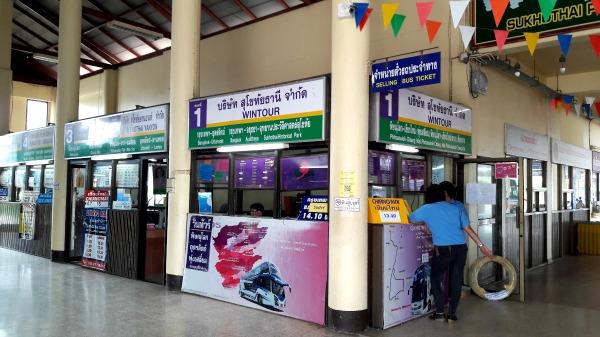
10, 0, 314, 86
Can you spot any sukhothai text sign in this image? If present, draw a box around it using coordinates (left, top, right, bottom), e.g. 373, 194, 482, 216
371, 52, 441, 93
0, 126, 54, 166
372, 89, 472, 155
188, 77, 327, 149
64, 105, 168, 159
475, 0, 600, 45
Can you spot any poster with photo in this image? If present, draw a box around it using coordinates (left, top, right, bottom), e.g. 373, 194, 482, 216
19, 191, 39, 240
182, 215, 328, 325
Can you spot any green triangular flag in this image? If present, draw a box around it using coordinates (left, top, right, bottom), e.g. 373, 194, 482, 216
391, 13, 406, 37
538, 0, 557, 22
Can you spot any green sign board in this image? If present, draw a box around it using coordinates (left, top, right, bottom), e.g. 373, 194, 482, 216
188, 77, 327, 149
475, 0, 600, 45
0, 126, 55, 166
64, 105, 168, 159
372, 89, 472, 155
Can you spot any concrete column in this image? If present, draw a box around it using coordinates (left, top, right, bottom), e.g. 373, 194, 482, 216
50, 1, 81, 260
165, 0, 201, 289
102, 69, 118, 114
328, 1, 370, 332
0, 0, 13, 135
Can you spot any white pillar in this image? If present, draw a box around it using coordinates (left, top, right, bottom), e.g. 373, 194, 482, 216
328, 1, 370, 331
50, 0, 81, 260
102, 69, 118, 114
165, 0, 201, 289
0, 0, 13, 134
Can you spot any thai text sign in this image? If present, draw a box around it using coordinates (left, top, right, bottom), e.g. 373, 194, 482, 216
368, 198, 411, 224
82, 189, 109, 271
298, 196, 329, 221
505, 124, 549, 161
186, 215, 213, 272
551, 139, 592, 170
372, 89, 472, 155
188, 77, 327, 149
64, 105, 168, 159
371, 52, 441, 93
495, 163, 518, 179
0, 126, 54, 166
475, 0, 600, 45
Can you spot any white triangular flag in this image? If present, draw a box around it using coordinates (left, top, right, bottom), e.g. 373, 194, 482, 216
459, 25, 476, 49
585, 96, 596, 106
575, 103, 581, 116
450, 0, 470, 28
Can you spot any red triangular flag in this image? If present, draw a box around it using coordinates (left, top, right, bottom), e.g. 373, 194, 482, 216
426, 20, 442, 43
556, 98, 563, 112
592, 0, 600, 15
565, 103, 571, 115
416, 2, 434, 27
494, 29, 509, 52
490, 0, 510, 27
595, 102, 600, 117
359, 8, 374, 31
590, 35, 600, 57
550, 98, 556, 110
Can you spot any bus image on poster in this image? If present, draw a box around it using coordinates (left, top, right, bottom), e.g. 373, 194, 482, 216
239, 261, 291, 311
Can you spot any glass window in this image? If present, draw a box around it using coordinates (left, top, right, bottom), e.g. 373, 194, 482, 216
562, 166, 573, 210
0, 167, 12, 201
147, 163, 167, 208
26, 100, 49, 130
44, 165, 54, 192
280, 154, 328, 191
234, 156, 275, 189
477, 164, 494, 219
573, 168, 587, 209
92, 162, 112, 189
431, 155, 445, 184
562, 165, 571, 189
402, 159, 426, 192
27, 165, 42, 192
195, 155, 230, 214
15, 166, 27, 202
116, 160, 139, 209
369, 150, 395, 185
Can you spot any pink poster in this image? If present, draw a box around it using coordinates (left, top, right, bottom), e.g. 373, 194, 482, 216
182, 215, 329, 325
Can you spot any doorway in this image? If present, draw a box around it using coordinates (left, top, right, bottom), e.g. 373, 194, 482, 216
67, 163, 88, 261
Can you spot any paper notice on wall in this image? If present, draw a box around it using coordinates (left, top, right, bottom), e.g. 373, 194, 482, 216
339, 170, 356, 197
466, 183, 496, 205
334, 197, 360, 212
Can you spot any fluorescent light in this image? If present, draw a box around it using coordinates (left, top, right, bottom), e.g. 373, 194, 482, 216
91, 154, 132, 161
106, 20, 164, 41
385, 144, 419, 153
32, 53, 59, 63
216, 143, 289, 153
25, 160, 52, 166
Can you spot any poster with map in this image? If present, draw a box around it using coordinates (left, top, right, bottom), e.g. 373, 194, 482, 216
382, 224, 434, 328
182, 215, 328, 325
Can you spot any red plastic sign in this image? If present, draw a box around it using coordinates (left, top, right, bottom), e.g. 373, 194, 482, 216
495, 163, 518, 179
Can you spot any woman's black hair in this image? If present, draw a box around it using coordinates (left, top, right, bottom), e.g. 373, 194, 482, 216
425, 184, 445, 204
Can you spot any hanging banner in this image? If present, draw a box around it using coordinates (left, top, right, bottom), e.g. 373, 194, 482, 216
381, 224, 434, 328
505, 124, 550, 161
0, 126, 54, 166
593, 151, 600, 173
371, 89, 472, 155
551, 139, 592, 170
188, 77, 327, 149
82, 190, 109, 271
371, 52, 441, 93
18, 191, 39, 240
475, 0, 600, 46
182, 215, 328, 325
64, 104, 168, 159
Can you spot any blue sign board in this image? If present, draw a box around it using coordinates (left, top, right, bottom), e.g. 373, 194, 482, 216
186, 215, 213, 272
36, 192, 53, 205
297, 196, 329, 221
371, 52, 441, 93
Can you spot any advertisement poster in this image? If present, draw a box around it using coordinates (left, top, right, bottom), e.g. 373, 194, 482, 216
64, 105, 168, 159
297, 196, 328, 221
475, 0, 600, 45
19, 191, 39, 240
368, 150, 395, 185
371, 52, 441, 93
382, 224, 434, 328
188, 77, 327, 149
234, 157, 275, 189
0, 126, 55, 166
182, 215, 328, 325
280, 154, 328, 190
495, 163, 519, 179
82, 190, 109, 271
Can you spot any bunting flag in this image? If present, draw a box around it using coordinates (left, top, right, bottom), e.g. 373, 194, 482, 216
575, 102, 581, 117
596, 102, 600, 117
416, 2, 434, 27
550, 97, 556, 110
557, 34, 573, 57
450, 0, 470, 28
565, 104, 572, 115
592, 0, 600, 15
494, 29, 509, 52
538, 0, 557, 22
490, 0, 510, 27
459, 25, 476, 49
426, 20, 442, 43
590, 35, 600, 57
524, 32, 540, 55
391, 14, 406, 37
583, 104, 592, 118
354, 3, 370, 28
359, 8, 374, 31
586, 96, 596, 106
563, 95, 574, 114
381, 3, 399, 30
556, 98, 563, 112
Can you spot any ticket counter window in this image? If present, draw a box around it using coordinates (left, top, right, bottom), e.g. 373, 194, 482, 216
116, 160, 139, 209
402, 158, 426, 210
93, 162, 112, 189
147, 163, 167, 207
0, 167, 12, 201
233, 155, 275, 217
280, 152, 329, 218
15, 166, 26, 202
562, 166, 573, 210
196, 156, 229, 214
44, 165, 54, 193
573, 168, 587, 209
368, 150, 396, 198
27, 166, 42, 192
528, 160, 547, 212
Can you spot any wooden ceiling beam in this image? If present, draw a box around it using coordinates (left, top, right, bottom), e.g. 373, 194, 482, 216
146, 0, 172, 22
82, 6, 171, 39
202, 4, 229, 30
233, 0, 257, 20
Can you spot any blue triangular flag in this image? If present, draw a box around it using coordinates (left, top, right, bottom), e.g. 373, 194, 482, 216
583, 104, 591, 117
354, 3, 370, 27
563, 95, 574, 105
557, 34, 572, 57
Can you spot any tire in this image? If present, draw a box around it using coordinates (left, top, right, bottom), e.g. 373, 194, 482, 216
257, 295, 263, 305
469, 256, 517, 301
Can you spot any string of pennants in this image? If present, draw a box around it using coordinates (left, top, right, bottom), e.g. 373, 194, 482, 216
352, 0, 600, 117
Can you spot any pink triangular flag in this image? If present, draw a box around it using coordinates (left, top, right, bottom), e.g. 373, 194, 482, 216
494, 29, 509, 52
416, 2, 434, 27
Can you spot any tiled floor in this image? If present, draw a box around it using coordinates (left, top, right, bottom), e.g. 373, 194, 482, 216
1, 248, 599, 337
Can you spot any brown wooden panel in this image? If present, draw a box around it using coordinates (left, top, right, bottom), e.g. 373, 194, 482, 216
106, 210, 139, 279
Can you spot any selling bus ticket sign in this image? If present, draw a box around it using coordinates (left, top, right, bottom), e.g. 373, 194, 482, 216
371, 52, 441, 93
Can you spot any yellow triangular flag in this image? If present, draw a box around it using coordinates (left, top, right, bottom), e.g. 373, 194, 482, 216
524, 32, 540, 56
381, 3, 399, 30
